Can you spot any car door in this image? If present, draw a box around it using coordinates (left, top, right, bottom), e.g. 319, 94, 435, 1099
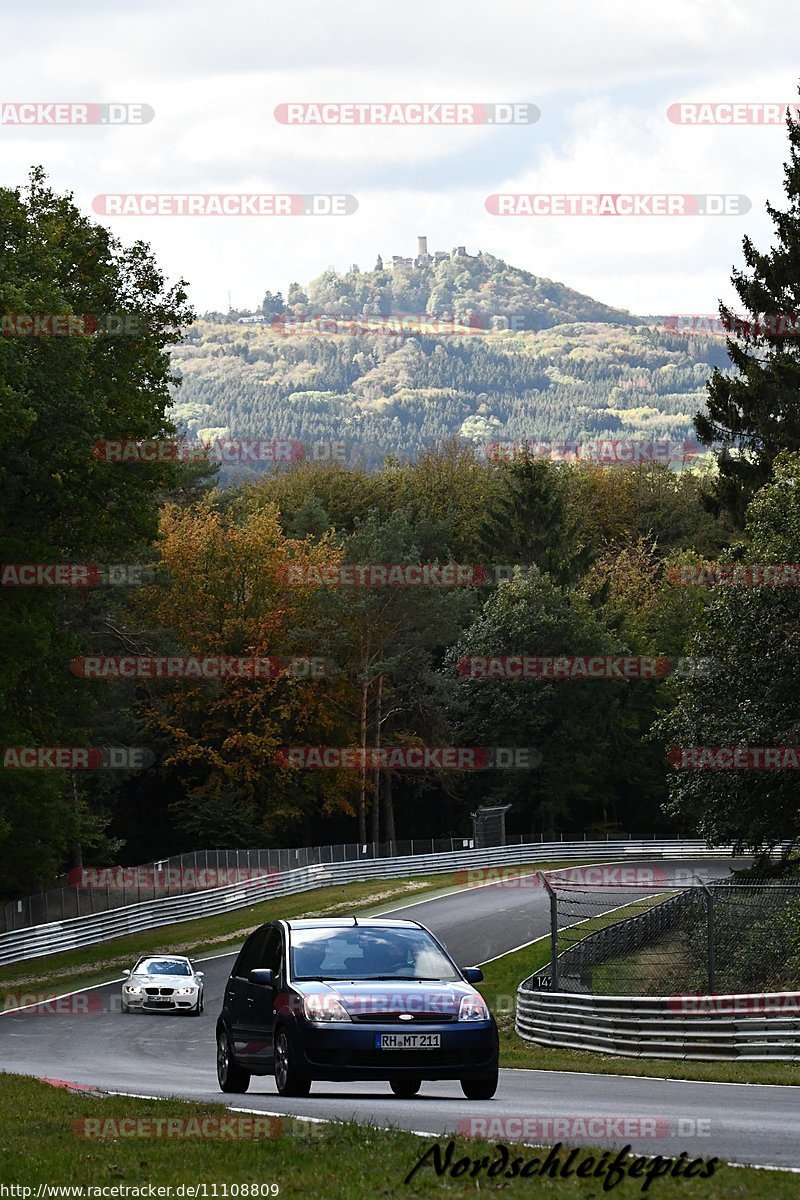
227, 927, 269, 1060
241, 926, 284, 1068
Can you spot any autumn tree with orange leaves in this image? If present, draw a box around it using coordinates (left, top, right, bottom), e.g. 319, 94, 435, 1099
138, 500, 359, 844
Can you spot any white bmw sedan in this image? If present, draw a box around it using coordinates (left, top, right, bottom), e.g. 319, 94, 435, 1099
121, 955, 205, 1015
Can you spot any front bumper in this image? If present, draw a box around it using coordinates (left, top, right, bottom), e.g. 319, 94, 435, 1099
124, 992, 199, 1012
285, 1019, 498, 1081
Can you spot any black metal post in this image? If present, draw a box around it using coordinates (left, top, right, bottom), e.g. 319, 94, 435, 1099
700, 881, 716, 993
539, 871, 559, 990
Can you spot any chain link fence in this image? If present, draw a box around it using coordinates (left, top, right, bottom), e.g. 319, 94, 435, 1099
535, 869, 800, 996
2, 835, 531, 933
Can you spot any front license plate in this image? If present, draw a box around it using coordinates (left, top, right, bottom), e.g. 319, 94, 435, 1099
375, 1033, 441, 1049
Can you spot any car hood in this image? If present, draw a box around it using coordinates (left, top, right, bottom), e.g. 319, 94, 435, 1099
129, 974, 197, 986
292, 979, 477, 1018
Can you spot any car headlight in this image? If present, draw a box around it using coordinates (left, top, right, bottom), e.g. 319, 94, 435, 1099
176, 986, 197, 995
303, 994, 352, 1023
458, 994, 490, 1022
124, 985, 142, 994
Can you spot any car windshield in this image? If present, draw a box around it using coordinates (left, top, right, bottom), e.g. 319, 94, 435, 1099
290, 927, 459, 982
135, 959, 191, 976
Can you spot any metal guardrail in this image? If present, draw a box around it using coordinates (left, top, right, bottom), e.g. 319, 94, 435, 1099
515, 988, 800, 1060
9, 836, 504, 933
0, 839, 732, 967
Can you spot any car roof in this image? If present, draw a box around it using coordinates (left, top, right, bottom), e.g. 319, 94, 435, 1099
283, 918, 423, 930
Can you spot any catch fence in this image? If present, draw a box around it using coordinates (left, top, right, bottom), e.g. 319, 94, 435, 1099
532, 870, 800, 996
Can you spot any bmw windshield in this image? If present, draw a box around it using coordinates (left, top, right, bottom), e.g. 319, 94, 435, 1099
290, 927, 460, 982
134, 959, 192, 975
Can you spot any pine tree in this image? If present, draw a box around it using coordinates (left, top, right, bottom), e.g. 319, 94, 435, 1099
696, 104, 800, 525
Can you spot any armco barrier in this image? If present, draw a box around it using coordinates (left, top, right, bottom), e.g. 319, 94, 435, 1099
515, 987, 800, 1060
0, 839, 733, 967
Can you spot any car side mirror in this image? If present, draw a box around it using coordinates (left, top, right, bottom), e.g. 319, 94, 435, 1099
196, 972, 205, 978
249, 968, 275, 986
122, 969, 130, 976
463, 966, 484, 984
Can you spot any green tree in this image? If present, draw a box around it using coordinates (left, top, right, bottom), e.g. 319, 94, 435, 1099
696, 104, 800, 525
654, 452, 800, 850
0, 168, 195, 892
443, 570, 623, 839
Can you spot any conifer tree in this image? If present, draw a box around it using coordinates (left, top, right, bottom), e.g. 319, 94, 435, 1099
697, 103, 800, 525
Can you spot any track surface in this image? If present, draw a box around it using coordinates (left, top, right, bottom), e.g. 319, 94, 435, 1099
3, 858, 799, 1170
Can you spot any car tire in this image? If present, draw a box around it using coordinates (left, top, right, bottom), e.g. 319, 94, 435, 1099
389, 1075, 421, 1098
274, 1028, 311, 1097
121, 1002, 129, 1014
190, 1000, 202, 1016
217, 1029, 250, 1093
461, 1072, 498, 1100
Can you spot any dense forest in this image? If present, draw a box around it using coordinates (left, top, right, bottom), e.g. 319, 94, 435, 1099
4, 136, 800, 898
170, 251, 728, 480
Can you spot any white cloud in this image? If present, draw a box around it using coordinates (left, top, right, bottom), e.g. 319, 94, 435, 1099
2, 0, 799, 312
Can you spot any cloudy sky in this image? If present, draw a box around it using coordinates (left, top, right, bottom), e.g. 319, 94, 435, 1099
3, 0, 799, 316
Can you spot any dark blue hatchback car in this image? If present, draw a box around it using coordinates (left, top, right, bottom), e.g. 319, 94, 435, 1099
216, 917, 499, 1099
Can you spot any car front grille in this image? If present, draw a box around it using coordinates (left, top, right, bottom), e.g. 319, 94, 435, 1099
144, 988, 174, 996
350, 1012, 456, 1023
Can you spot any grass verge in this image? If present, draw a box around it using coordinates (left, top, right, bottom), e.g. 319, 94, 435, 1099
0, 1073, 792, 1196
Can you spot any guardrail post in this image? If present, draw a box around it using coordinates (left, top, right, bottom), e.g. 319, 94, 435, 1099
539, 871, 559, 990
700, 880, 716, 992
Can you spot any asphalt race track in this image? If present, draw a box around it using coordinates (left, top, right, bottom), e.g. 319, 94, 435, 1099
2, 857, 799, 1171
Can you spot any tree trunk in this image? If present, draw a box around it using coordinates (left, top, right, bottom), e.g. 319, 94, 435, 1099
383, 769, 396, 845
358, 678, 368, 844
370, 674, 383, 849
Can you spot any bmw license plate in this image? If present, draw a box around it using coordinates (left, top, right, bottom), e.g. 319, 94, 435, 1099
375, 1033, 441, 1049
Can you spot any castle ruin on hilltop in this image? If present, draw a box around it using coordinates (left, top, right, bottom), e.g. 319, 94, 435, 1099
384, 236, 477, 270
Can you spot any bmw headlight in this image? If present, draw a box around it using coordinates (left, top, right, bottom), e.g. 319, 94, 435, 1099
458, 994, 489, 1022
176, 986, 197, 995
303, 993, 352, 1023
124, 985, 142, 994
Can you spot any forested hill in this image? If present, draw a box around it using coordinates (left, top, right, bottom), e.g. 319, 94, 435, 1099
256, 250, 640, 331
169, 251, 728, 476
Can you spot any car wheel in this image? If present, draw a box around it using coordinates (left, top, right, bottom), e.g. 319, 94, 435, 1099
389, 1075, 421, 1098
274, 1028, 311, 1097
461, 1072, 498, 1100
190, 998, 202, 1016
217, 1029, 250, 1093
121, 1001, 129, 1014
